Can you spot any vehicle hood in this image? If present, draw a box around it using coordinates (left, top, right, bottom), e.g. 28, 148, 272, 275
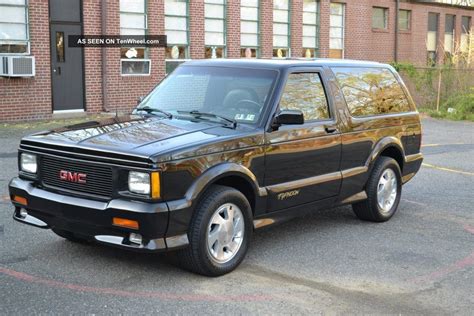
21, 115, 247, 161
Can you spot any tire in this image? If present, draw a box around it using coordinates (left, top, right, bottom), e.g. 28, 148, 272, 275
52, 228, 91, 244
352, 157, 402, 222
176, 185, 253, 276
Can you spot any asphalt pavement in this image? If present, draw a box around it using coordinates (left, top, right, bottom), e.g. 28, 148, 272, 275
0, 117, 473, 314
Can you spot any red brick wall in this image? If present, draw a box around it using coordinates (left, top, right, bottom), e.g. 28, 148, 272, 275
260, 0, 274, 58
83, 0, 103, 113
291, 0, 303, 57
1, 0, 473, 122
319, 0, 330, 58
0, 0, 51, 122
226, 0, 241, 58
189, 0, 205, 59
336, 0, 474, 64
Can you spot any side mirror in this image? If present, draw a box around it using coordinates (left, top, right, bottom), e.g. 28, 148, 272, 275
137, 96, 144, 105
274, 109, 304, 126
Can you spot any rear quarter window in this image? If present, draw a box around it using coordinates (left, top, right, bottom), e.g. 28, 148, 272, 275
331, 67, 412, 117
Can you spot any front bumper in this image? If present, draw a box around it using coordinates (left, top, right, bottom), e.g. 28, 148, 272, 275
9, 177, 189, 252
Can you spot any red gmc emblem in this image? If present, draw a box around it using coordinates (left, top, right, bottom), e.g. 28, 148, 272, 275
59, 170, 87, 184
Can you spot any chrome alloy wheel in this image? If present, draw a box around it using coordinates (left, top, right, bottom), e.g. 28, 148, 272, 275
377, 168, 398, 213
206, 203, 245, 264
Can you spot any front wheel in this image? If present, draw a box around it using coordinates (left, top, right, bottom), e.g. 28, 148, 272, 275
177, 185, 252, 276
352, 157, 402, 222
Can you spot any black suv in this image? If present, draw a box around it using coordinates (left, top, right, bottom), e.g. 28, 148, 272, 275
9, 59, 423, 276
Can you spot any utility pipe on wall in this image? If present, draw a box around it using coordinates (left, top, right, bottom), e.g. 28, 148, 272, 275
394, 0, 400, 62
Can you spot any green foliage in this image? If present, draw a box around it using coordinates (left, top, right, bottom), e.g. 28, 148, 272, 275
420, 89, 474, 122
440, 88, 474, 121
390, 62, 417, 78
392, 61, 474, 121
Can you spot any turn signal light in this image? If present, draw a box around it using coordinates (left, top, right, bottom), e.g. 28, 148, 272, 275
151, 171, 160, 199
12, 195, 27, 206
112, 217, 139, 230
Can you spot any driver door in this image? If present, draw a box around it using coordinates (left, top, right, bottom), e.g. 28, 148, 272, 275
264, 69, 342, 212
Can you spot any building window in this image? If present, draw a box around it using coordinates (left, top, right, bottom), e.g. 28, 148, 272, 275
120, 0, 149, 75
273, 0, 290, 58
444, 14, 455, 62
460, 16, 471, 53
372, 7, 388, 30
0, 0, 29, 54
329, 2, 344, 59
205, 0, 226, 59
302, 0, 319, 58
398, 9, 411, 31
241, 0, 259, 58
165, 0, 189, 74
427, 12, 438, 66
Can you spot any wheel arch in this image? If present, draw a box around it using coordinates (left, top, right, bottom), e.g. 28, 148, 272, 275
183, 163, 265, 215
367, 137, 405, 172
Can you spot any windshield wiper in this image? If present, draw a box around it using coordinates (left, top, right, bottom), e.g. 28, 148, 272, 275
177, 110, 237, 129
135, 106, 173, 119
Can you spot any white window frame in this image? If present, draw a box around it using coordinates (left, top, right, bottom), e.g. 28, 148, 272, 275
241, 0, 260, 57
119, 0, 149, 76
0, 0, 30, 55
273, 0, 291, 58
204, 0, 226, 58
302, 0, 319, 58
329, 2, 345, 59
165, 0, 190, 72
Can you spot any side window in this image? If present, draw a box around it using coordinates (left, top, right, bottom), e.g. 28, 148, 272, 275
332, 67, 411, 117
279, 73, 330, 121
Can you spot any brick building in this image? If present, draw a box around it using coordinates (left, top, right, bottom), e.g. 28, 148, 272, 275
0, 0, 472, 122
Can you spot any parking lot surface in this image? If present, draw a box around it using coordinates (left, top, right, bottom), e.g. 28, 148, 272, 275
0, 117, 473, 314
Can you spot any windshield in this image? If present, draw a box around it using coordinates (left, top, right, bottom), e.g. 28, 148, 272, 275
137, 66, 278, 125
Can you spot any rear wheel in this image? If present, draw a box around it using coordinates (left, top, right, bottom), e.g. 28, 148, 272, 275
352, 157, 402, 222
177, 185, 252, 276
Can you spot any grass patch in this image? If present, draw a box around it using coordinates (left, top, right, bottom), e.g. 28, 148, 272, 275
419, 88, 474, 122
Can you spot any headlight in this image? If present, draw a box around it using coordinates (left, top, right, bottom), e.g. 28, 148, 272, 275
20, 153, 37, 174
128, 171, 150, 195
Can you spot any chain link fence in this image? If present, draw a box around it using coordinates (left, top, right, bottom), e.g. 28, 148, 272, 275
396, 66, 474, 120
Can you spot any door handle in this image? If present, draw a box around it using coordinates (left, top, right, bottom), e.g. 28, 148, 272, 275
324, 126, 337, 134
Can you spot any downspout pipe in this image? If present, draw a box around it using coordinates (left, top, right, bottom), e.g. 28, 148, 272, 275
101, 0, 109, 112
394, 0, 400, 62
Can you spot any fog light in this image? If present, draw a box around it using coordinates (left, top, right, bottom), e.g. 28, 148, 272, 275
129, 233, 142, 245
19, 209, 28, 218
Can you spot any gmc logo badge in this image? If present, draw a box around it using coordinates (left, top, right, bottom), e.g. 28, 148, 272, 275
59, 170, 87, 184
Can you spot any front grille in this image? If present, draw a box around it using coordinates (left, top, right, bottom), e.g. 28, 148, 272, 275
40, 156, 113, 197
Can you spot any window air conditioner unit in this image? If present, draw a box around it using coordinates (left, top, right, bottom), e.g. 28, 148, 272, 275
0, 56, 35, 77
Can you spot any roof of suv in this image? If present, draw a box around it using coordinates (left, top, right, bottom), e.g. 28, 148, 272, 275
184, 58, 389, 70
